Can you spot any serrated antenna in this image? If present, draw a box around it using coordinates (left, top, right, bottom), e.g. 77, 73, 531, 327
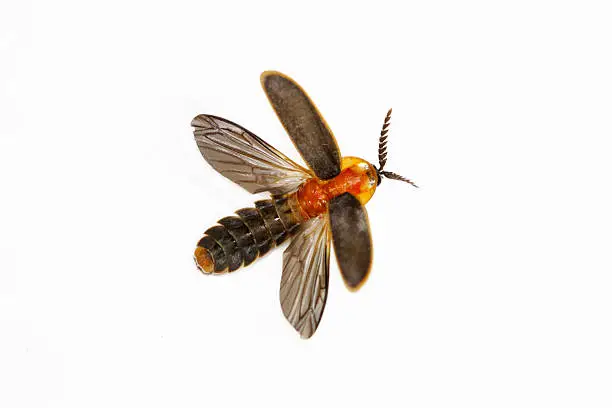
378, 108, 392, 171
380, 171, 418, 188
375, 109, 418, 188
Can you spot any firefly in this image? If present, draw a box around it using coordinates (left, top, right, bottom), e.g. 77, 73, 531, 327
192, 71, 417, 338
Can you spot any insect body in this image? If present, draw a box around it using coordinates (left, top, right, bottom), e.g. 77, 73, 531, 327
192, 71, 416, 338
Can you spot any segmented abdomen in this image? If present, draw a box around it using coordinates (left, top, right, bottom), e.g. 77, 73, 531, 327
194, 196, 303, 274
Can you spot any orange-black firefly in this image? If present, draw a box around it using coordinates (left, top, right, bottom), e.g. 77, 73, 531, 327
192, 71, 417, 338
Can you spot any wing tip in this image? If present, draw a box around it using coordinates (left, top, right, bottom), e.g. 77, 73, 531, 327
191, 114, 208, 128
260, 69, 286, 82
343, 270, 371, 292
260, 70, 298, 93
298, 311, 319, 340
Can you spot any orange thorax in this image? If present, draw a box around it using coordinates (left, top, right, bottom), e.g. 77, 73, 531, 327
296, 157, 378, 220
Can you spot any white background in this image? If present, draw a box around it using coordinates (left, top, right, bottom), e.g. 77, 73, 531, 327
1, 1, 611, 407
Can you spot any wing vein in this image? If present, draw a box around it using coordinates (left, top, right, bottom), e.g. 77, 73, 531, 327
280, 216, 330, 338
193, 114, 312, 195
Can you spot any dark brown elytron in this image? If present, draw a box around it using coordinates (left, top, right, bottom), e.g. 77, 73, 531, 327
192, 71, 417, 338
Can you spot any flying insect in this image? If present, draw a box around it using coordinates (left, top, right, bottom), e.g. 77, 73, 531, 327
192, 71, 416, 338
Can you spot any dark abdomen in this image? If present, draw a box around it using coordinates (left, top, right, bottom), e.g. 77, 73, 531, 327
194, 196, 303, 274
